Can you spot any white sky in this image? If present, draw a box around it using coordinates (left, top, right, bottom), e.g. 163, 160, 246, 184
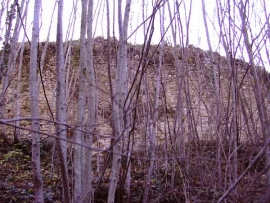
38, 0, 214, 47
0, 0, 269, 70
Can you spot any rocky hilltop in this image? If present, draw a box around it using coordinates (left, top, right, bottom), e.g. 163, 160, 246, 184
1, 37, 270, 202
1, 37, 269, 148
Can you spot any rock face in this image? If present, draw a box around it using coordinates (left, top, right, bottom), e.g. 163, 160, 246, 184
1, 37, 269, 148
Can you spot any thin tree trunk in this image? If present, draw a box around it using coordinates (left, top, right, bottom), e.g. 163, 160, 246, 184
82, 0, 95, 202
201, 0, 222, 188
37, 0, 57, 88
55, 0, 71, 202
14, 35, 27, 143
0, 2, 16, 143
216, 0, 239, 182
73, 0, 88, 201
167, 1, 185, 189
142, 4, 164, 202
29, 0, 44, 201
13, 0, 29, 143
0, 1, 14, 85
108, 0, 132, 202
8, 0, 29, 143
237, 1, 270, 199
0, 1, 9, 38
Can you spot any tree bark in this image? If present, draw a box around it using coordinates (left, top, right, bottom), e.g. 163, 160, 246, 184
108, 1, 132, 202
29, 0, 44, 201
55, 0, 71, 202
82, 0, 95, 202
73, 0, 88, 201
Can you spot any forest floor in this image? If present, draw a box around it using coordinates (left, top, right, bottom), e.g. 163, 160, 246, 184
0, 136, 267, 203
0, 136, 183, 203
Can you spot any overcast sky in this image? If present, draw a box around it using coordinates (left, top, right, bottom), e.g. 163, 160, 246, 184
38, 0, 215, 46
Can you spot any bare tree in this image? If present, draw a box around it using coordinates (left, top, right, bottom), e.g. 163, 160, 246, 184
0, 0, 29, 144
0, 1, 14, 84
14, 35, 26, 143
237, 0, 270, 200
55, 0, 71, 202
108, 0, 132, 202
73, 0, 88, 201
216, 0, 239, 182
201, 0, 223, 188
82, 0, 95, 201
142, 3, 164, 202
0, 1, 17, 143
1, 0, 270, 202
14, 1, 30, 141
37, 0, 57, 89
0, 0, 10, 38
29, 0, 44, 201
